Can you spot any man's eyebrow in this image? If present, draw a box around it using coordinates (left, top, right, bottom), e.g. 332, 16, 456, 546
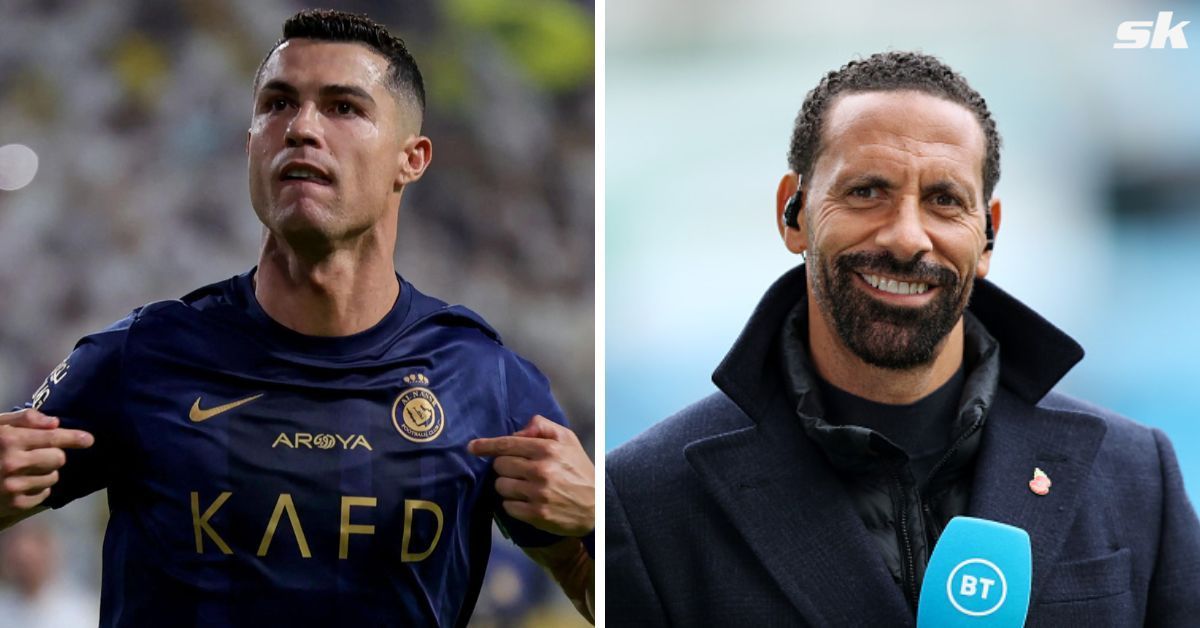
260, 80, 298, 98
320, 84, 376, 106
257, 81, 376, 108
838, 174, 896, 190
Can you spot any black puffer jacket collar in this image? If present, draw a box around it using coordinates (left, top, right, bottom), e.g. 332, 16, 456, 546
780, 300, 999, 489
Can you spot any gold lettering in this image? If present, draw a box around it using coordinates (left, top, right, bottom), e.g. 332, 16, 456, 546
269, 433, 371, 451
191, 491, 233, 555
401, 499, 444, 562
256, 493, 311, 558
339, 496, 376, 559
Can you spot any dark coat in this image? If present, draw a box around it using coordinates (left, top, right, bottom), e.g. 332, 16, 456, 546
606, 266, 1200, 627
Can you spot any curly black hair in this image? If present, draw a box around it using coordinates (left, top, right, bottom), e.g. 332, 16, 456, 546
788, 51, 1001, 200
253, 9, 425, 114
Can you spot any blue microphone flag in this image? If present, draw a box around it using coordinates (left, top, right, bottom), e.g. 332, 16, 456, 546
916, 516, 1032, 628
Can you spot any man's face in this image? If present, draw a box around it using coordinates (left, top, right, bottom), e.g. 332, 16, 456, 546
797, 90, 993, 369
247, 39, 419, 244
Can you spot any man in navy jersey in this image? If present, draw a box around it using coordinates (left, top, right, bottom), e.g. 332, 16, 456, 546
0, 9, 594, 627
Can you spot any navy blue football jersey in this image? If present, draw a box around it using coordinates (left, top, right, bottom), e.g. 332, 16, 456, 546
25, 270, 569, 627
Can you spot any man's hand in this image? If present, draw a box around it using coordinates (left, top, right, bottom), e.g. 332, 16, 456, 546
0, 408, 93, 522
470, 417, 596, 623
468, 415, 594, 537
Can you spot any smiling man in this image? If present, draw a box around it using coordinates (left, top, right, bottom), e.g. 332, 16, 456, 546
0, 10, 593, 627
607, 51, 1200, 626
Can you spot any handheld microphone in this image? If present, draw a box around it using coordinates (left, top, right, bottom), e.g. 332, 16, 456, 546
916, 516, 1032, 628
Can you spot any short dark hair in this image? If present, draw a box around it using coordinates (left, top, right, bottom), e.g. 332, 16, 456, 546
788, 51, 1001, 200
254, 9, 425, 114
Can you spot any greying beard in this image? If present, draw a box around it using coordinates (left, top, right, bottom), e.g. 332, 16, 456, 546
809, 250, 971, 370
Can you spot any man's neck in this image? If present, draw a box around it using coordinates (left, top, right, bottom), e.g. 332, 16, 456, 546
807, 299, 965, 405
255, 230, 399, 337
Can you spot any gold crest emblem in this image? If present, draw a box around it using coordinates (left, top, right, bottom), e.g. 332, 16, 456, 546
393, 375, 444, 443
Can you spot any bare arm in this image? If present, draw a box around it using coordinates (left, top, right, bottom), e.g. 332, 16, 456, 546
523, 537, 595, 623
469, 415, 596, 622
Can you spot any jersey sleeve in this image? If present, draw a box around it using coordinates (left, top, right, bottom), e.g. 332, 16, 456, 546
18, 312, 137, 509
493, 349, 576, 548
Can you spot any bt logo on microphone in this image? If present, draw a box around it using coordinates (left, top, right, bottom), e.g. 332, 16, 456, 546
917, 517, 1031, 628
946, 558, 1008, 617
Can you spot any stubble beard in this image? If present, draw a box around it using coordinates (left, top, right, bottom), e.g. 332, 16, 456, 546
809, 250, 972, 370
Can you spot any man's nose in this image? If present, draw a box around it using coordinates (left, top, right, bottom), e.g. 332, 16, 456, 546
284, 103, 322, 148
874, 196, 933, 262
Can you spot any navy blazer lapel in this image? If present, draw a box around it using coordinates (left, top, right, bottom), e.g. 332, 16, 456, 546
690, 265, 1096, 623
684, 411, 913, 627
968, 392, 1108, 598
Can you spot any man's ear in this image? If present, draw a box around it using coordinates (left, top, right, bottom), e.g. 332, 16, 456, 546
976, 197, 1001, 278
776, 172, 807, 255
395, 135, 433, 190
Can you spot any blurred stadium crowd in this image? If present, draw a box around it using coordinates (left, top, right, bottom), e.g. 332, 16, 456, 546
0, 1, 594, 626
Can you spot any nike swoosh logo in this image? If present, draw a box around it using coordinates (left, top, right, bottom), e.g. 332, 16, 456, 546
189, 394, 264, 423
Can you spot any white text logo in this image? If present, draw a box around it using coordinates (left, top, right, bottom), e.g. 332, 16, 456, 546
1115, 12, 1190, 49
946, 558, 1008, 617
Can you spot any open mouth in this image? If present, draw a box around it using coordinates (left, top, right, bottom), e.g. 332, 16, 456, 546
279, 164, 332, 185
860, 273, 934, 296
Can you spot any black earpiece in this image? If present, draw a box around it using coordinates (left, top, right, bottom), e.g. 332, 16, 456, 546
984, 211, 995, 252
783, 189, 803, 229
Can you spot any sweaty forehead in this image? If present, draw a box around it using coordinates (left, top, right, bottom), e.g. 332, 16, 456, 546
817, 90, 986, 178
257, 39, 391, 95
